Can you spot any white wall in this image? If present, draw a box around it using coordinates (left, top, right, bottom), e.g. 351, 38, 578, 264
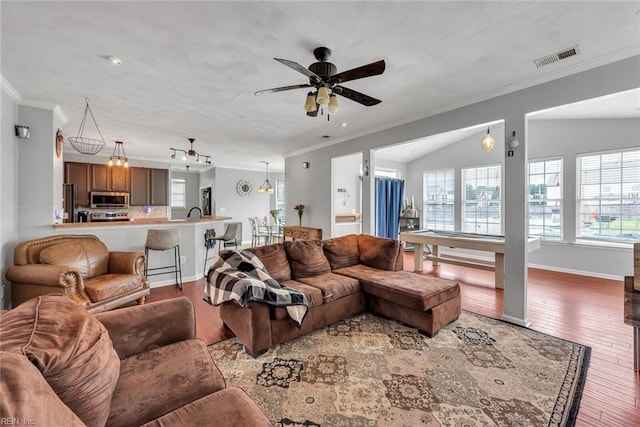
214, 167, 279, 244
1, 87, 20, 309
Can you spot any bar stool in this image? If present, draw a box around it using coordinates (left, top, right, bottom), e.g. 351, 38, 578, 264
203, 228, 217, 277
144, 228, 182, 289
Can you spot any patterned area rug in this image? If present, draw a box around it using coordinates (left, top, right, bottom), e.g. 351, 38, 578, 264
209, 311, 590, 426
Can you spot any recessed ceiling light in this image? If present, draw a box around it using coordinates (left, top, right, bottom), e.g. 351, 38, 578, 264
341, 122, 347, 127
107, 56, 122, 65
322, 135, 331, 139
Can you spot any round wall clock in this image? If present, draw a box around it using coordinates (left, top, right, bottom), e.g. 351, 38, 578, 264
236, 179, 253, 197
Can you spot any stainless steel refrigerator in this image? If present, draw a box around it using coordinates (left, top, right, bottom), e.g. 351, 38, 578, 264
63, 183, 76, 223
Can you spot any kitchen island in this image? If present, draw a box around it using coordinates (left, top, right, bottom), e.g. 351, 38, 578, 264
51, 216, 233, 286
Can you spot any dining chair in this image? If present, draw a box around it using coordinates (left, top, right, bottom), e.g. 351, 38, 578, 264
248, 217, 270, 247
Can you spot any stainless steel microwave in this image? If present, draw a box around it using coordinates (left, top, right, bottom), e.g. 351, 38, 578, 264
90, 191, 129, 209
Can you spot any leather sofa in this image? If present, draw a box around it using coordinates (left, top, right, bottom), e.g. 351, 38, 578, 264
218, 234, 461, 357
0, 295, 271, 427
5, 234, 150, 313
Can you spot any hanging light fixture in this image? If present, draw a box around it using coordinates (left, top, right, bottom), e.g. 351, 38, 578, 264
169, 138, 212, 165
257, 161, 274, 194
68, 97, 107, 155
316, 86, 330, 105
108, 141, 128, 168
481, 127, 495, 152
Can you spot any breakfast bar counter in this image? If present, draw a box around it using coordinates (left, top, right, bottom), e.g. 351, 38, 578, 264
50, 216, 234, 287
52, 215, 232, 229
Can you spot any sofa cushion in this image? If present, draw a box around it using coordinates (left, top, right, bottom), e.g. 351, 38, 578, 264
335, 265, 460, 311
284, 240, 331, 279
271, 280, 324, 320
246, 243, 291, 282
39, 239, 110, 278
108, 339, 226, 427
357, 234, 401, 271
0, 295, 120, 427
298, 272, 361, 303
0, 351, 85, 426
140, 387, 272, 427
84, 273, 144, 302
323, 234, 360, 270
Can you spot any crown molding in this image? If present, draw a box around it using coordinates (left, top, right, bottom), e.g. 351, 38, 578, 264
0, 75, 23, 104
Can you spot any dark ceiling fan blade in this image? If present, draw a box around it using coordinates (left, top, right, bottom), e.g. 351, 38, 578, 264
274, 58, 322, 81
330, 60, 385, 84
254, 84, 311, 96
334, 86, 381, 106
306, 107, 319, 117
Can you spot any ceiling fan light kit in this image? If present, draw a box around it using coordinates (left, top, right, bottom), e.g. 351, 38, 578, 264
255, 46, 385, 121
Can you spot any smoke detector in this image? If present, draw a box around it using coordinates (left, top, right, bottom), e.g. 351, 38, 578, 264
534, 45, 581, 68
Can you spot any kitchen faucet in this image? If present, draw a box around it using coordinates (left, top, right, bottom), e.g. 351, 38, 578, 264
187, 207, 202, 218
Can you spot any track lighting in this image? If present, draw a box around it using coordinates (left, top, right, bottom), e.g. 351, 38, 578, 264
170, 138, 212, 165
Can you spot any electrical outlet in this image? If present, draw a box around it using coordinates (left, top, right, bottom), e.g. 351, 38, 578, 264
180, 256, 186, 264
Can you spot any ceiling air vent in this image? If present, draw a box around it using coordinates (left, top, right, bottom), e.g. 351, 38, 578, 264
534, 45, 581, 68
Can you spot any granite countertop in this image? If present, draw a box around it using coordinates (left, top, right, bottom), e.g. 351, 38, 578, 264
52, 216, 233, 228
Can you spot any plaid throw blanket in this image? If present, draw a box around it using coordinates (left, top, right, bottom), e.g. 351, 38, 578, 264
205, 250, 308, 327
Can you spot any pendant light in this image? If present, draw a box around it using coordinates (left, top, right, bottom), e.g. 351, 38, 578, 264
108, 141, 128, 167
482, 127, 495, 152
257, 161, 274, 194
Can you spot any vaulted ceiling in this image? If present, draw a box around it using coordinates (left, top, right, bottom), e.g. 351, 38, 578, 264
2, 1, 639, 171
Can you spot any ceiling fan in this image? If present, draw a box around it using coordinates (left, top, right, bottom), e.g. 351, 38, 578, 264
255, 47, 385, 119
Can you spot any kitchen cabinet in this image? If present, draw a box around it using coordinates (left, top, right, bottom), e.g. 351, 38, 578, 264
129, 167, 168, 206
64, 162, 90, 207
91, 164, 130, 192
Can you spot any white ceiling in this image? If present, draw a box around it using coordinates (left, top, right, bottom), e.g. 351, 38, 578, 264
2, 1, 639, 171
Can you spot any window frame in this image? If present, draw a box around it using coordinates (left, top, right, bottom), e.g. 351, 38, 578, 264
423, 168, 455, 231
461, 164, 502, 235
576, 147, 640, 243
527, 157, 563, 241
170, 178, 187, 209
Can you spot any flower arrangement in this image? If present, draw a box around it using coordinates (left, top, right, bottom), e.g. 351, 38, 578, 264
269, 209, 280, 222
294, 204, 306, 226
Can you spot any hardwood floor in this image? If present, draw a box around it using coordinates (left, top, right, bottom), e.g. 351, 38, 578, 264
147, 253, 640, 426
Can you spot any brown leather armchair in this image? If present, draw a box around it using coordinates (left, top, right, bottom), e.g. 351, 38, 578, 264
5, 234, 149, 313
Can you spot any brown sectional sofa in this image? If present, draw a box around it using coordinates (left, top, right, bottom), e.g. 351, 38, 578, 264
219, 234, 461, 357
0, 295, 271, 427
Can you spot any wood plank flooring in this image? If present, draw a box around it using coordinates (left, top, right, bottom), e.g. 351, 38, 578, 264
147, 253, 640, 426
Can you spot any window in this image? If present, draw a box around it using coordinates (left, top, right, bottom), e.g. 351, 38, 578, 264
423, 169, 454, 231
577, 149, 640, 242
171, 179, 186, 209
528, 158, 563, 240
462, 165, 502, 235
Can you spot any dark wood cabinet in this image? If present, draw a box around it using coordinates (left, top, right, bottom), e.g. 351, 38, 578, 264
91, 164, 130, 192
65, 162, 167, 206
129, 167, 168, 206
150, 168, 168, 206
64, 162, 90, 207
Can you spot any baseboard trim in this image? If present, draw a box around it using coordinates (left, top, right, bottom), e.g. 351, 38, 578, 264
527, 263, 623, 281
501, 314, 531, 328
148, 273, 203, 289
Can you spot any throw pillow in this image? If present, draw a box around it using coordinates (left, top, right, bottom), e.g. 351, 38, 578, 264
357, 234, 401, 271
39, 239, 109, 279
323, 234, 360, 270
0, 295, 120, 427
246, 243, 291, 282
284, 240, 331, 279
